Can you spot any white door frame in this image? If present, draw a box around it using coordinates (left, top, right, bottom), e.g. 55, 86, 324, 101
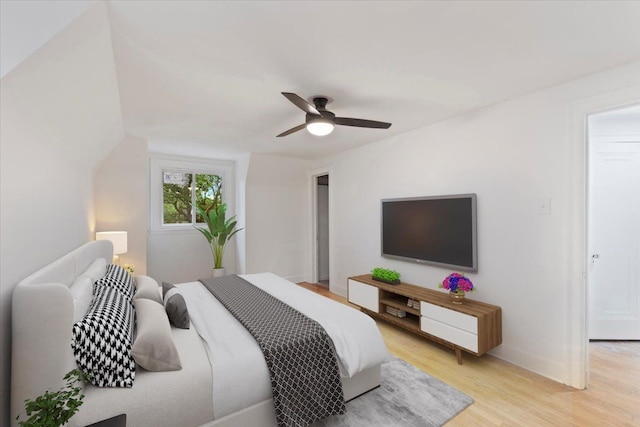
567, 86, 640, 389
308, 166, 333, 286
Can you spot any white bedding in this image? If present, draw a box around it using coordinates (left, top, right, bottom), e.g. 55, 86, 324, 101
178, 273, 391, 420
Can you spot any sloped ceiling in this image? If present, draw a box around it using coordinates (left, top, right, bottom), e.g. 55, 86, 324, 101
1, 1, 125, 168
6, 1, 640, 160
0, 0, 94, 78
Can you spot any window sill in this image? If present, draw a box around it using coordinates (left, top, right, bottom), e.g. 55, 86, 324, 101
147, 227, 202, 236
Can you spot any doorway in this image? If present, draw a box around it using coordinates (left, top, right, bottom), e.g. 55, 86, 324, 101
587, 104, 640, 340
586, 104, 640, 391
316, 175, 330, 288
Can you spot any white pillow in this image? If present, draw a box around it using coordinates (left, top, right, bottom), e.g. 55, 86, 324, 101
82, 258, 107, 282
69, 276, 94, 323
132, 299, 182, 372
133, 275, 163, 304
69, 258, 107, 322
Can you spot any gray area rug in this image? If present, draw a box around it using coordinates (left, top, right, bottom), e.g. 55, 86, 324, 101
314, 357, 473, 427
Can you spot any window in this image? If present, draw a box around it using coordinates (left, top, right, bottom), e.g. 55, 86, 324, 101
162, 172, 222, 225
149, 157, 235, 233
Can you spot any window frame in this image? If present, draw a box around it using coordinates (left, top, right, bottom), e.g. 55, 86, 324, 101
149, 156, 235, 234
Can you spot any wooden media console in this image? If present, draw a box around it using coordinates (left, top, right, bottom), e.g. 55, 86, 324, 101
348, 274, 502, 364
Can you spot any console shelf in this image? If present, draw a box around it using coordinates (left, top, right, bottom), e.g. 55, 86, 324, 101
379, 297, 421, 317
348, 274, 502, 364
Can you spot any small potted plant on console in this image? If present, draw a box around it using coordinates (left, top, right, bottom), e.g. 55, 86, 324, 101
439, 272, 475, 304
371, 267, 401, 285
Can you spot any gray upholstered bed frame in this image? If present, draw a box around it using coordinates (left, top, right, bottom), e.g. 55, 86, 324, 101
11, 241, 381, 426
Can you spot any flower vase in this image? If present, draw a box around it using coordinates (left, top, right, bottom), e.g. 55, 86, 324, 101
212, 267, 226, 278
450, 290, 465, 304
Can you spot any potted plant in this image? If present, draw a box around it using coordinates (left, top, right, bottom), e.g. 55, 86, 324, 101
371, 267, 401, 285
195, 188, 242, 277
16, 369, 85, 427
439, 272, 475, 304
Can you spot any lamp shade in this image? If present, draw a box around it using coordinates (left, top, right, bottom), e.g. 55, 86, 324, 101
96, 231, 128, 255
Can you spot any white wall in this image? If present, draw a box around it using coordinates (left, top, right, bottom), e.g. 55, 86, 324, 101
0, 3, 123, 424
245, 154, 312, 282
235, 154, 251, 274
94, 135, 149, 274
313, 60, 640, 386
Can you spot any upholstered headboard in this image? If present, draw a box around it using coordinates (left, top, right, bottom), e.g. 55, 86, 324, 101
11, 240, 113, 424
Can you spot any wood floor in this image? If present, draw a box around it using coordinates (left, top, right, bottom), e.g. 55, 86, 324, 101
298, 282, 640, 426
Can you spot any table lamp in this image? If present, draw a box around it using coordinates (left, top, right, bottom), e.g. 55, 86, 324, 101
96, 231, 128, 264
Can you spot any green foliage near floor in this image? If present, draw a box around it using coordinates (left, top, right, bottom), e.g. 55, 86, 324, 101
17, 369, 85, 427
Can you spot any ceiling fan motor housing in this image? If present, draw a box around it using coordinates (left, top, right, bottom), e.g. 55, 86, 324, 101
312, 96, 330, 110
306, 110, 335, 122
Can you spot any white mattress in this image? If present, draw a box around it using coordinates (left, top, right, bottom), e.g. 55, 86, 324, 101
178, 273, 391, 420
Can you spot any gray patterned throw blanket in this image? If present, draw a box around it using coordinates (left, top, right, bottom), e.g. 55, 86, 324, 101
199, 275, 346, 427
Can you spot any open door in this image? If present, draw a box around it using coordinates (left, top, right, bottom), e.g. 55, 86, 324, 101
588, 104, 640, 340
316, 175, 330, 287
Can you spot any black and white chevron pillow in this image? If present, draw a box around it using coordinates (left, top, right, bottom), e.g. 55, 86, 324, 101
72, 286, 136, 387
94, 264, 135, 299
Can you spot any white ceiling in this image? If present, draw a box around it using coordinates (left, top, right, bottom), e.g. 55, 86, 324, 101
8, 1, 640, 160
0, 0, 93, 78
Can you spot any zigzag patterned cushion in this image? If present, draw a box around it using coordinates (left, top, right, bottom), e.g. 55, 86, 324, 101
72, 286, 136, 387
94, 264, 135, 299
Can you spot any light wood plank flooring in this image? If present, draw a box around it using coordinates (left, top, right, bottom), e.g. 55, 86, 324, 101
298, 282, 640, 426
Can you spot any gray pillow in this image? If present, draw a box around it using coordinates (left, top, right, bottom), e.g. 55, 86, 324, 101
162, 281, 174, 299
132, 299, 182, 372
132, 275, 162, 304
162, 282, 190, 329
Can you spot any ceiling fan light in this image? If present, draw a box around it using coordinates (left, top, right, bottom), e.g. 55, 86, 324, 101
306, 118, 335, 136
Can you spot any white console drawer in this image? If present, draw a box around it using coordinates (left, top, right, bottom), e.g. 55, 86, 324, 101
348, 280, 380, 313
420, 301, 477, 334
421, 317, 479, 353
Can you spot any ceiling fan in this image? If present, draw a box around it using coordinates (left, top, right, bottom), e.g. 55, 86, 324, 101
277, 92, 392, 137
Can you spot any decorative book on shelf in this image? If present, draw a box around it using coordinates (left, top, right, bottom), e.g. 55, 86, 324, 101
385, 306, 407, 318
347, 274, 502, 365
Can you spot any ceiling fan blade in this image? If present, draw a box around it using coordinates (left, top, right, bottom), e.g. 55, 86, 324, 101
282, 92, 321, 115
276, 123, 307, 137
335, 117, 392, 129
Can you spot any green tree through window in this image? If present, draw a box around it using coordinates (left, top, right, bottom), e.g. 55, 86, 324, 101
162, 172, 222, 224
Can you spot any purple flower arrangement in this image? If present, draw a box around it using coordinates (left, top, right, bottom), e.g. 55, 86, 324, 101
439, 272, 474, 294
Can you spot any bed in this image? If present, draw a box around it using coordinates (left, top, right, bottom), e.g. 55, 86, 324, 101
11, 241, 390, 426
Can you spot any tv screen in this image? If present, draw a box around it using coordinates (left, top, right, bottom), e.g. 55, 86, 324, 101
381, 194, 477, 272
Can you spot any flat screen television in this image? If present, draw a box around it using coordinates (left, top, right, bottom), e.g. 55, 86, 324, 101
381, 194, 477, 272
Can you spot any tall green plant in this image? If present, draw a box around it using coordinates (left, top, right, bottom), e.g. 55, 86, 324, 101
195, 186, 242, 269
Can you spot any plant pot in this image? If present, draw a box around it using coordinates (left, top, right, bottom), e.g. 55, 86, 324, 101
212, 267, 226, 278
449, 291, 465, 304
372, 276, 400, 285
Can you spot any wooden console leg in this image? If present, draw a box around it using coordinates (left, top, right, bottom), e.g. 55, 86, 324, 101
455, 348, 463, 365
